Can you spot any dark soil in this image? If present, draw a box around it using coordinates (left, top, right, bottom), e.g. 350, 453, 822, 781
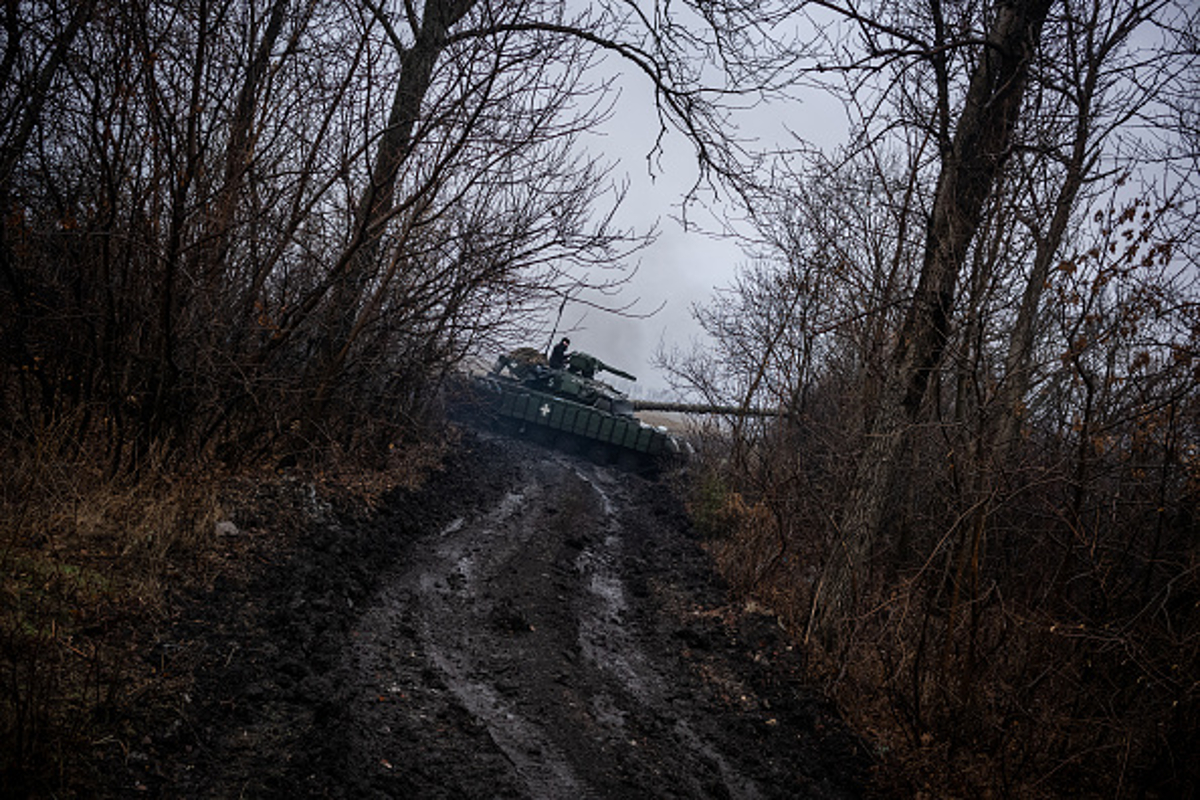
94, 431, 869, 798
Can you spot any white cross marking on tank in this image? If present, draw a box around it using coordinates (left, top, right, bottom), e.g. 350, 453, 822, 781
540, 404, 551, 417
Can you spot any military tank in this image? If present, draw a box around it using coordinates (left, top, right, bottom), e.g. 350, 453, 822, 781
472, 346, 681, 465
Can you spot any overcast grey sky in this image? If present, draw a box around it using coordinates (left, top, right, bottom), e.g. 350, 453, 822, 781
567, 65, 846, 397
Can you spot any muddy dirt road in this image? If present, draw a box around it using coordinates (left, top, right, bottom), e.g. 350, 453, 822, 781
103, 434, 867, 798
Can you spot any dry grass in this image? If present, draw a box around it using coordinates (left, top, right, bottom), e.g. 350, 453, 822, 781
686, 459, 1199, 799
0, 415, 451, 796
0, 422, 222, 795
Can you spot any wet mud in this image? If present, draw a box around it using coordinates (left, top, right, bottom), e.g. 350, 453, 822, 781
98, 433, 867, 798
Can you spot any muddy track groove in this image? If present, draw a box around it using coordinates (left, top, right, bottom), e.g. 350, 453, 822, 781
98, 433, 867, 798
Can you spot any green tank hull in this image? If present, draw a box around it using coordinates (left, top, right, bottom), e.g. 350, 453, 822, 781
477, 376, 678, 457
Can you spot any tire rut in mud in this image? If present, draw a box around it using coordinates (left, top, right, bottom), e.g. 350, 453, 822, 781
336, 441, 866, 799
98, 432, 866, 798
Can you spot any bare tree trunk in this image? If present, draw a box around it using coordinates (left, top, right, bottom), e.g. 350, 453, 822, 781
308, 0, 476, 422
991, 0, 1142, 459
201, 0, 295, 284
148, 0, 212, 444
808, 0, 1054, 644
0, 0, 94, 313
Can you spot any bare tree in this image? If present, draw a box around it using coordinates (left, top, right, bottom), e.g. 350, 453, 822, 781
781, 0, 1059, 638
0, 0, 666, 467
663, 0, 1200, 791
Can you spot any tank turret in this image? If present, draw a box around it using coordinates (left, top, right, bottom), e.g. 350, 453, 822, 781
490, 350, 635, 415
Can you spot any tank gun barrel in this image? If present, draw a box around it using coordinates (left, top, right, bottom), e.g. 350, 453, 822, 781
598, 362, 637, 382
632, 400, 782, 417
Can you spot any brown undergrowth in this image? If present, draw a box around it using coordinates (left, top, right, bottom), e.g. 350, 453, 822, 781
0, 418, 449, 797
684, 459, 1200, 799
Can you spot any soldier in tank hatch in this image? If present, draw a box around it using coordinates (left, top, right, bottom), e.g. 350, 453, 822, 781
549, 337, 570, 369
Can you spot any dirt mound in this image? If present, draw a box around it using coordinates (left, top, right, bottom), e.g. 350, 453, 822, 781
96, 431, 867, 798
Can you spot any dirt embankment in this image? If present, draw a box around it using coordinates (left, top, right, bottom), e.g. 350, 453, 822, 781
98, 432, 868, 798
